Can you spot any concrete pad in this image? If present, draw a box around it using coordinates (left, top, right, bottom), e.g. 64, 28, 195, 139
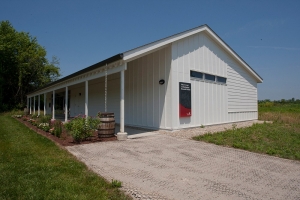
117, 132, 128, 140
67, 134, 300, 200
115, 124, 159, 138
127, 131, 159, 139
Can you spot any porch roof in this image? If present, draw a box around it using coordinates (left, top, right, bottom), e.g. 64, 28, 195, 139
27, 53, 123, 96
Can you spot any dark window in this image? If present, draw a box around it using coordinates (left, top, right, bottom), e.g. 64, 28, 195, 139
190, 70, 203, 79
205, 74, 215, 81
217, 76, 227, 83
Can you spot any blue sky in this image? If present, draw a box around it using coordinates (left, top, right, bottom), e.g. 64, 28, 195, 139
1, 0, 299, 100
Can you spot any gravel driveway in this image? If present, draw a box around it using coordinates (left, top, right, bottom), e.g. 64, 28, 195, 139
67, 120, 300, 200
67, 126, 300, 200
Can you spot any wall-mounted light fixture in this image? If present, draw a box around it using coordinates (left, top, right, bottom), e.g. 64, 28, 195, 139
159, 79, 165, 85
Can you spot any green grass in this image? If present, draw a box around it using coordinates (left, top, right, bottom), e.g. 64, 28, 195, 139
193, 104, 300, 160
0, 113, 130, 200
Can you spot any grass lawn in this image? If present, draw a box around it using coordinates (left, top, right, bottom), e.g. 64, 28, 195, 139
193, 103, 300, 160
0, 113, 130, 200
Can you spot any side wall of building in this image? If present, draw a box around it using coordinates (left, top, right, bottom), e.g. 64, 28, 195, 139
170, 31, 258, 129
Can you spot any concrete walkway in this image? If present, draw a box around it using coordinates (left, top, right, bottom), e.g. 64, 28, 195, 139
67, 134, 300, 200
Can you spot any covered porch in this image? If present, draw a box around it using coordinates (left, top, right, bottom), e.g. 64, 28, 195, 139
27, 58, 128, 140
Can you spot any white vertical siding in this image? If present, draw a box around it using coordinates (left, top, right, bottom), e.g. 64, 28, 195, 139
171, 31, 257, 129
165, 48, 173, 129
125, 45, 172, 129
69, 85, 85, 117
171, 32, 228, 128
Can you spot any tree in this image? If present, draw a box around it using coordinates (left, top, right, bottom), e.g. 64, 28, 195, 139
0, 20, 61, 111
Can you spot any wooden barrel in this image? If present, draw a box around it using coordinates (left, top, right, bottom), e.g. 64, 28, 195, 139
24, 108, 29, 116
98, 112, 115, 138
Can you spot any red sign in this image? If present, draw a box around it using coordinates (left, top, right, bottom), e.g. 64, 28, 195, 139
179, 82, 191, 117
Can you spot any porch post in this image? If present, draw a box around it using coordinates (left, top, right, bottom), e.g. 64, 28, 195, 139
29, 97, 32, 114
52, 90, 55, 120
85, 81, 88, 119
65, 86, 68, 122
117, 66, 127, 140
33, 96, 36, 114
44, 93, 46, 115
27, 97, 29, 114
38, 94, 40, 116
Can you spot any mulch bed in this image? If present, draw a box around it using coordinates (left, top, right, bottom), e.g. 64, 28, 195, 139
16, 118, 117, 147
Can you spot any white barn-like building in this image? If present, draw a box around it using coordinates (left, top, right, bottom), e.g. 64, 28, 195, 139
27, 24, 263, 140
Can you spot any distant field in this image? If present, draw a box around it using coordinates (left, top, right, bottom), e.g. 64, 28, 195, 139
193, 103, 300, 160
259, 102, 300, 113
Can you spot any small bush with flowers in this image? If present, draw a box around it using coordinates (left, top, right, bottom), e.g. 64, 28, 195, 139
12, 115, 22, 118
49, 127, 55, 134
28, 119, 38, 126
38, 123, 50, 132
22, 116, 30, 121
50, 120, 63, 138
31, 114, 39, 119
64, 115, 100, 142
40, 115, 52, 123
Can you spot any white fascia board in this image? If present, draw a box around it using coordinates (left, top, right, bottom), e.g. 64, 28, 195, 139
122, 26, 206, 62
27, 61, 126, 98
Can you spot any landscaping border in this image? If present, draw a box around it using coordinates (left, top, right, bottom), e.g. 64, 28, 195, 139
16, 117, 117, 147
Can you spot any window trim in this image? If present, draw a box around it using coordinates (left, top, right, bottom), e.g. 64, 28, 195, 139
216, 76, 227, 84
190, 70, 227, 85
204, 74, 216, 82
190, 70, 203, 79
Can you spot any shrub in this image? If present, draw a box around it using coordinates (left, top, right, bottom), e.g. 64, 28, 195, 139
38, 123, 50, 132
40, 115, 52, 123
9, 109, 23, 116
64, 115, 100, 142
28, 119, 38, 126
50, 120, 63, 138
31, 114, 38, 119
22, 116, 29, 121
49, 127, 54, 134
12, 115, 22, 118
